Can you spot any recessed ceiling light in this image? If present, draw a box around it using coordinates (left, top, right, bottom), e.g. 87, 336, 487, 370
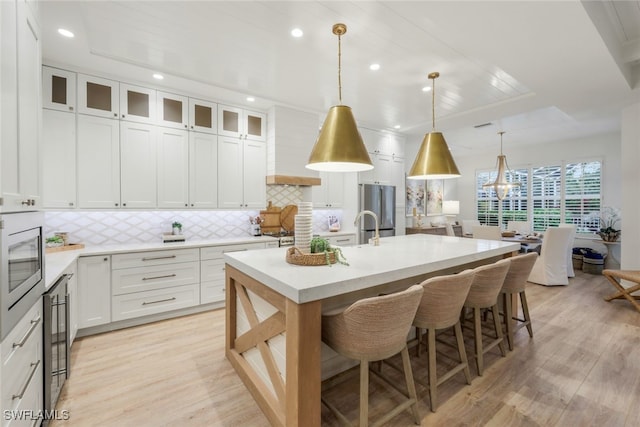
153, 73, 164, 80
422, 86, 431, 92
291, 28, 303, 38
394, 125, 401, 129
57, 28, 74, 38
246, 97, 255, 102
369, 63, 380, 71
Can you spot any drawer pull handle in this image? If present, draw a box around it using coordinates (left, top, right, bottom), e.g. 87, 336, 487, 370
13, 317, 41, 349
337, 239, 350, 242
222, 248, 248, 253
142, 273, 177, 281
142, 297, 177, 306
142, 255, 177, 261
12, 360, 40, 400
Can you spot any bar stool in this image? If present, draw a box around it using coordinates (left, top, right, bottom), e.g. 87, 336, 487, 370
500, 252, 538, 350
321, 285, 424, 427
462, 259, 511, 375
413, 269, 475, 412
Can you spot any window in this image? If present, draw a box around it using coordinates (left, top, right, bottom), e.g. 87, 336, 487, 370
475, 160, 602, 232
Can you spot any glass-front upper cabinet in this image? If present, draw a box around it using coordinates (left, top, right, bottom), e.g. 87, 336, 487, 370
42, 66, 76, 112
188, 98, 217, 134
218, 105, 266, 141
157, 91, 188, 129
77, 74, 119, 119
119, 83, 156, 124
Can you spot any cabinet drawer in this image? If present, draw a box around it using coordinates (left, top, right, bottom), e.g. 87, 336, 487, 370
201, 281, 225, 304
1, 302, 42, 419
112, 248, 199, 269
326, 234, 356, 246
201, 259, 225, 283
200, 243, 265, 260
112, 262, 199, 296
112, 283, 200, 321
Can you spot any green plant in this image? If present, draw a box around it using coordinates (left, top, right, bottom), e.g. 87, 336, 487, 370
310, 237, 349, 266
172, 221, 182, 229
46, 236, 64, 244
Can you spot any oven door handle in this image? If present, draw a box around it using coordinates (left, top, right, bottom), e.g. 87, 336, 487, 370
12, 316, 41, 348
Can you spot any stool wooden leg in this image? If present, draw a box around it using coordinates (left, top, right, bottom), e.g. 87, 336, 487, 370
520, 291, 533, 337
400, 346, 421, 425
427, 328, 437, 412
454, 322, 472, 385
503, 293, 514, 351
492, 304, 507, 357
360, 360, 369, 427
473, 307, 484, 376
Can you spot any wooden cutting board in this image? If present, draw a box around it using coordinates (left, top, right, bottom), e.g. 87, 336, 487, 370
259, 201, 282, 234
280, 205, 298, 233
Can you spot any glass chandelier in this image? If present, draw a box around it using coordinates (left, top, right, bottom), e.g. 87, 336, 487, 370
482, 131, 521, 200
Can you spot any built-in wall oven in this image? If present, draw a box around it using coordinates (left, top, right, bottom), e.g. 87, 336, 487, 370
0, 211, 45, 340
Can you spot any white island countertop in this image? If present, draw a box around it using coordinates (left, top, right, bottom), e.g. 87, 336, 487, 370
224, 234, 520, 304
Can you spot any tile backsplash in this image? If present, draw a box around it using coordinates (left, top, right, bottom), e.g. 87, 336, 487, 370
45, 208, 343, 246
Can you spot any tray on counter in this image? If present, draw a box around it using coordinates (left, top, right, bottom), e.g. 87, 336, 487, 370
45, 243, 85, 254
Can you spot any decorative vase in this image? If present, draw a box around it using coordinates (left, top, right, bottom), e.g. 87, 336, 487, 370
598, 230, 620, 242
173, 227, 181, 235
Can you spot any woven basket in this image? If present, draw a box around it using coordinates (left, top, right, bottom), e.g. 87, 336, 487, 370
286, 246, 336, 266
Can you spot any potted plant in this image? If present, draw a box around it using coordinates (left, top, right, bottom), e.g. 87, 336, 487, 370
172, 221, 183, 235
598, 207, 621, 242
310, 237, 349, 266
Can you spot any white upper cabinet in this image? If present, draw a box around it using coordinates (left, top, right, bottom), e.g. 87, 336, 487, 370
157, 127, 189, 208
157, 91, 188, 130
218, 105, 266, 141
361, 127, 405, 157
217, 136, 266, 209
42, 66, 76, 112
42, 109, 76, 208
119, 83, 156, 124
188, 98, 217, 134
77, 115, 121, 208
242, 140, 267, 208
120, 122, 157, 208
189, 132, 218, 208
77, 74, 119, 119
312, 172, 344, 209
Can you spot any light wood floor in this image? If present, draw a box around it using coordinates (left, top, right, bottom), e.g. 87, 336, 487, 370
51, 271, 640, 427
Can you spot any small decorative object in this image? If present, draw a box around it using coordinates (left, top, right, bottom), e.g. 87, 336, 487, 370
172, 221, 183, 235
328, 215, 340, 232
55, 232, 69, 245
598, 207, 621, 242
45, 235, 64, 248
286, 237, 349, 267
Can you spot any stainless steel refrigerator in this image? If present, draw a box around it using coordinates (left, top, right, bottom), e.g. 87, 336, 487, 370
359, 184, 396, 244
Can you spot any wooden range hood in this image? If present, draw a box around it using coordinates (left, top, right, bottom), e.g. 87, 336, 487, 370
266, 175, 321, 186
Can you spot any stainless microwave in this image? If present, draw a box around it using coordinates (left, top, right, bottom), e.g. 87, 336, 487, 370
0, 211, 45, 339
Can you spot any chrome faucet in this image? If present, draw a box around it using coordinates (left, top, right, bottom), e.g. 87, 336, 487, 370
354, 210, 380, 246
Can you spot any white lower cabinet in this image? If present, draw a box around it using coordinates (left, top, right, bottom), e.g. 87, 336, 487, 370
111, 248, 200, 321
1, 301, 43, 427
78, 255, 111, 328
325, 233, 356, 247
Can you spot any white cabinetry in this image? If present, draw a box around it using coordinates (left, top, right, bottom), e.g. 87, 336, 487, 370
217, 136, 266, 209
218, 104, 266, 141
42, 66, 76, 112
157, 127, 189, 208
1, 0, 42, 211
157, 91, 188, 130
200, 243, 266, 304
78, 256, 111, 329
312, 171, 345, 208
119, 83, 156, 124
189, 132, 218, 208
42, 109, 76, 208
77, 115, 121, 208
325, 233, 356, 246
77, 74, 119, 118
1, 301, 43, 427
65, 261, 79, 344
189, 98, 217, 134
111, 249, 200, 321
120, 122, 157, 208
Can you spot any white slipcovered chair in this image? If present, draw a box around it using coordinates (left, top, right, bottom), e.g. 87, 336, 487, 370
461, 219, 480, 236
558, 223, 577, 277
507, 220, 532, 235
472, 225, 502, 241
527, 226, 575, 286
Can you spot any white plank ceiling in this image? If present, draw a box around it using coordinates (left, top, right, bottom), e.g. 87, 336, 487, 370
39, 1, 640, 156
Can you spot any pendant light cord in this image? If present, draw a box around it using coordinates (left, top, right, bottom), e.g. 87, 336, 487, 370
431, 76, 436, 131
337, 32, 342, 104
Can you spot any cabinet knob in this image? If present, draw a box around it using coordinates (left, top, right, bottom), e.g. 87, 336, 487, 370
184, 124, 188, 128
190, 125, 194, 129
115, 203, 119, 207
123, 203, 127, 207
68, 202, 74, 207
69, 106, 74, 111
122, 114, 125, 118
114, 113, 118, 118
103, 257, 108, 261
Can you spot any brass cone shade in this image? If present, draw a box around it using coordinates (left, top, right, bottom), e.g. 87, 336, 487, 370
306, 105, 373, 172
408, 132, 460, 179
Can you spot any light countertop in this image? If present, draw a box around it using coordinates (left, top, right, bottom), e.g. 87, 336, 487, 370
224, 234, 520, 304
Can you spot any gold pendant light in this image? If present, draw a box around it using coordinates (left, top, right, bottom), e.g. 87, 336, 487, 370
306, 23, 373, 172
482, 131, 521, 200
408, 72, 460, 179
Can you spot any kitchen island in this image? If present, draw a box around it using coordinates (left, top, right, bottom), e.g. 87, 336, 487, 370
224, 234, 520, 426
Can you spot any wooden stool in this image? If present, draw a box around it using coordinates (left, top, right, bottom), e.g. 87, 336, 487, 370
602, 270, 640, 313
321, 285, 424, 427
413, 269, 475, 412
501, 252, 538, 350
462, 258, 510, 375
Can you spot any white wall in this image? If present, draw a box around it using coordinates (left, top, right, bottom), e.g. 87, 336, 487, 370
621, 103, 640, 270
405, 132, 623, 224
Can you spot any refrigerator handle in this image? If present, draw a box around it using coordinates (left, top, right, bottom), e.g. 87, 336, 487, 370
380, 186, 385, 228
